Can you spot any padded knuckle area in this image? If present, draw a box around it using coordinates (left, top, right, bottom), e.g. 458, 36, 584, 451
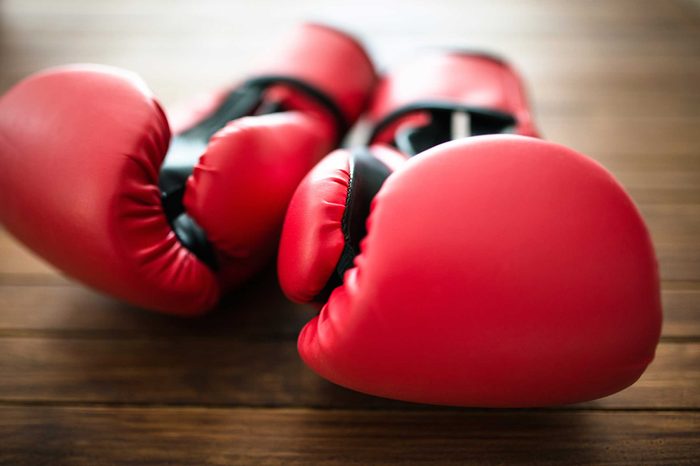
0, 66, 223, 315
278, 151, 352, 303
295, 136, 661, 406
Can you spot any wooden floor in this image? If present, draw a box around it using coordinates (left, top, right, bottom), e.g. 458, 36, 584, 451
1, 0, 699, 464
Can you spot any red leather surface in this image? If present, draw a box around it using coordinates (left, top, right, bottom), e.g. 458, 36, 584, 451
0, 66, 220, 314
279, 51, 661, 405
171, 24, 376, 136
0, 23, 375, 315
279, 52, 539, 309
278, 150, 351, 304
297, 136, 661, 406
186, 112, 334, 291
369, 52, 539, 141
255, 23, 377, 124
278, 146, 407, 303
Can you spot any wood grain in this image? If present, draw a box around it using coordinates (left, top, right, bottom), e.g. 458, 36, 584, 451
0, 0, 698, 463
0, 337, 696, 410
0, 280, 697, 338
0, 407, 698, 466
3, 195, 699, 281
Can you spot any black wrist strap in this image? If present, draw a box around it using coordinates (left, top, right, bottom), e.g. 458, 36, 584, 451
368, 101, 517, 156
314, 147, 392, 302
159, 75, 348, 269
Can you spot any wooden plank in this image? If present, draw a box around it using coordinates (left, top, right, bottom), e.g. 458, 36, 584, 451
610, 169, 700, 205
3, 201, 699, 282
662, 286, 700, 338
3, 62, 698, 121
0, 406, 697, 465
3, 0, 697, 37
4, 59, 698, 120
0, 335, 696, 409
1, 1, 698, 105
540, 116, 700, 159
0, 0, 697, 464
640, 204, 700, 281
534, 92, 700, 125
4, 43, 697, 91
596, 343, 700, 409
0, 279, 697, 339
0, 269, 308, 339
0, 231, 60, 282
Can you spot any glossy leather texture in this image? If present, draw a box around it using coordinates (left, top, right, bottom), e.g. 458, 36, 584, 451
278, 52, 661, 406
0, 23, 376, 315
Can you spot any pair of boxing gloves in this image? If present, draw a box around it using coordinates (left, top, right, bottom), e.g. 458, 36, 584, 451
0, 23, 661, 407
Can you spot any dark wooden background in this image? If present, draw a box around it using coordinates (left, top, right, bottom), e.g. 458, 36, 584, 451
1, 0, 699, 464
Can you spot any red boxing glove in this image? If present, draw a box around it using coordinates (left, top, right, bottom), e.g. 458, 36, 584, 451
0, 23, 376, 315
280, 51, 539, 306
278, 52, 661, 406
